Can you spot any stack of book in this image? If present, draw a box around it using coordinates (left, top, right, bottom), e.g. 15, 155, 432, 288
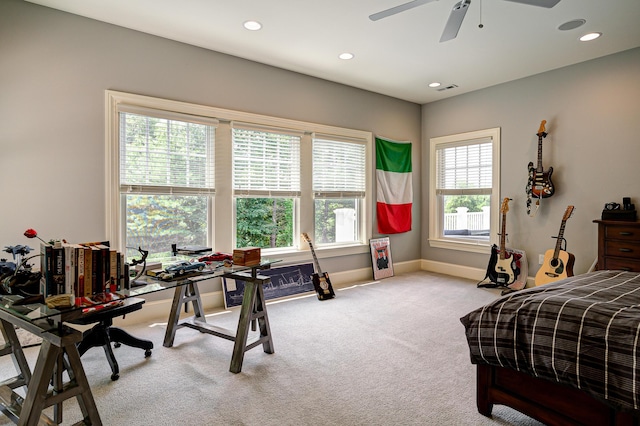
39, 241, 126, 298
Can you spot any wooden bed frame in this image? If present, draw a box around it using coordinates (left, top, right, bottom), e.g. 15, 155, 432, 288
476, 364, 640, 426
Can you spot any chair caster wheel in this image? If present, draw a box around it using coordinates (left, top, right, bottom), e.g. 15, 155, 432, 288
111, 373, 119, 381
144, 349, 152, 357
114, 342, 121, 348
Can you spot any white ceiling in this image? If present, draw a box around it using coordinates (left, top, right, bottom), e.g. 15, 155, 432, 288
26, 0, 640, 104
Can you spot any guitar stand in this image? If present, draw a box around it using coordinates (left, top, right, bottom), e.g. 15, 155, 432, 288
551, 236, 567, 251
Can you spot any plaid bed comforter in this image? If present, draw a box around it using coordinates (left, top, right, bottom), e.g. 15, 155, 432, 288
460, 270, 640, 411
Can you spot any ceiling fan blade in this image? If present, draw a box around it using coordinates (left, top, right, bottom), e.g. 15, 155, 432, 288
503, 0, 561, 8
369, 0, 437, 21
440, 0, 471, 42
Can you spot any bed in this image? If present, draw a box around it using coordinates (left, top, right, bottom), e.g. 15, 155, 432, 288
460, 270, 640, 425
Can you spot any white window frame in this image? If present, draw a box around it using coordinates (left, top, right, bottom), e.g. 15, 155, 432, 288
311, 134, 367, 247
428, 128, 501, 254
105, 90, 373, 262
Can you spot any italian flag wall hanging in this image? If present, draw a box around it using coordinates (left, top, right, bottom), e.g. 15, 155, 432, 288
376, 137, 412, 234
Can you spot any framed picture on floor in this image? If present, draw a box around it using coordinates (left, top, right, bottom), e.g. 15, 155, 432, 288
370, 237, 394, 280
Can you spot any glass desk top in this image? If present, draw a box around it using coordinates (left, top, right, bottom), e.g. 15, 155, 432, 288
0, 258, 280, 324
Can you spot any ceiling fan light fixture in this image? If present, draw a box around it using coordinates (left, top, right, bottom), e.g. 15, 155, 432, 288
579, 32, 602, 42
339, 52, 354, 60
428, 82, 441, 88
440, 0, 471, 43
243, 20, 262, 31
503, 0, 560, 7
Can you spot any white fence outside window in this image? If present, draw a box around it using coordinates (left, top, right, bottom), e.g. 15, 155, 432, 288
444, 206, 491, 232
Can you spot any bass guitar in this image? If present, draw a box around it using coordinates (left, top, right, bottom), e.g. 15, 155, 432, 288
535, 205, 575, 286
528, 120, 555, 199
486, 198, 521, 286
301, 233, 335, 301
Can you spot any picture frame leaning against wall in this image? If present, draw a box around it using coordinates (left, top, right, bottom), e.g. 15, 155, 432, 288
370, 237, 394, 280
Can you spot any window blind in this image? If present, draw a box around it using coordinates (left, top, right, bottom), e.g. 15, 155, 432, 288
232, 126, 301, 196
436, 139, 492, 195
313, 137, 366, 198
119, 112, 215, 192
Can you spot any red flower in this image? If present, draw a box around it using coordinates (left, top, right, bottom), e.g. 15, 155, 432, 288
24, 228, 48, 244
24, 229, 38, 239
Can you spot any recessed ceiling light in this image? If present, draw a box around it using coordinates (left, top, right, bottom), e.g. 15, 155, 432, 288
428, 82, 441, 88
243, 20, 262, 31
339, 52, 354, 60
558, 19, 586, 31
579, 32, 602, 42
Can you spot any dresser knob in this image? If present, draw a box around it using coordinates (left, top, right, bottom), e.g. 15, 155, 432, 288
619, 248, 633, 253
619, 232, 633, 236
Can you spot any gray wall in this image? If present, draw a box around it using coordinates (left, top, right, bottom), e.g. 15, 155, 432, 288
0, 0, 421, 276
422, 47, 640, 277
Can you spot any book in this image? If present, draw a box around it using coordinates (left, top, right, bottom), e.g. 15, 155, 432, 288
39, 243, 55, 297
145, 268, 165, 277
75, 244, 85, 297
89, 245, 101, 294
109, 248, 118, 292
176, 245, 211, 255
93, 244, 110, 293
117, 252, 125, 291
52, 244, 65, 295
83, 245, 93, 297
63, 243, 77, 295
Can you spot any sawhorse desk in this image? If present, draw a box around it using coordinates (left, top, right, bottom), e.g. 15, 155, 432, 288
0, 305, 102, 425
162, 267, 274, 373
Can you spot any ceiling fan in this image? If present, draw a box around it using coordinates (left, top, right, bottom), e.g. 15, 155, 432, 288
369, 0, 561, 42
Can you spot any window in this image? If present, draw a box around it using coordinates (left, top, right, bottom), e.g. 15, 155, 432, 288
106, 91, 372, 262
312, 136, 366, 245
232, 125, 301, 250
117, 107, 216, 261
428, 128, 500, 253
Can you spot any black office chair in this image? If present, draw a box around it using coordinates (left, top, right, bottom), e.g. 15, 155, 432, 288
71, 298, 153, 380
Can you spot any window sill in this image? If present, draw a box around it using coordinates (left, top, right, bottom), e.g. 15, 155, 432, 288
264, 243, 370, 264
428, 238, 491, 254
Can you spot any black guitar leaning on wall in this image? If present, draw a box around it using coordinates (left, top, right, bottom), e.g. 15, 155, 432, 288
301, 233, 335, 301
486, 198, 521, 286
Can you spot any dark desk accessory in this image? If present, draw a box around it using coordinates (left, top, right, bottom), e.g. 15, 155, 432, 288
1, 246, 42, 297
602, 197, 637, 221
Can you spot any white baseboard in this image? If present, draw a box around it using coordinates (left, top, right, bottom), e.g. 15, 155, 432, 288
420, 259, 535, 287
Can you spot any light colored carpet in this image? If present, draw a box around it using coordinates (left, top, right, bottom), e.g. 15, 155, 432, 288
0, 271, 544, 425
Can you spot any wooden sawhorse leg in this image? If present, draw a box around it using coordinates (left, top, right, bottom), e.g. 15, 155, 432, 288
230, 275, 274, 374
0, 320, 31, 393
0, 319, 32, 423
0, 318, 101, 426
163, 282, 205, 348
18, 338, 102, 426
161, 272, 275, 374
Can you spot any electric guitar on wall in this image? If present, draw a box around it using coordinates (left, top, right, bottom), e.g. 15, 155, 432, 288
301, 233, 335, 301
535, 205, 575, 286
528, 120, 555, 199
487, 198, 521, 286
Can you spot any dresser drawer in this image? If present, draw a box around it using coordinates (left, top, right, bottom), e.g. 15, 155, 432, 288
604, 240, 640, 259
603, 257, 640, 272
605, 225, 640, 241
595, 220, 640, 272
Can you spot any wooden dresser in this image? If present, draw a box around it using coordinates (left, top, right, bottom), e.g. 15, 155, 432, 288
594, 219, 640, 272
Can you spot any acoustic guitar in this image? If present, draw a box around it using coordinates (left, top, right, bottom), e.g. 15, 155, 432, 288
301, 233, 335, 300
487, 198, 521, 286
528, 120, 555, 199
535, 205, 575, 286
